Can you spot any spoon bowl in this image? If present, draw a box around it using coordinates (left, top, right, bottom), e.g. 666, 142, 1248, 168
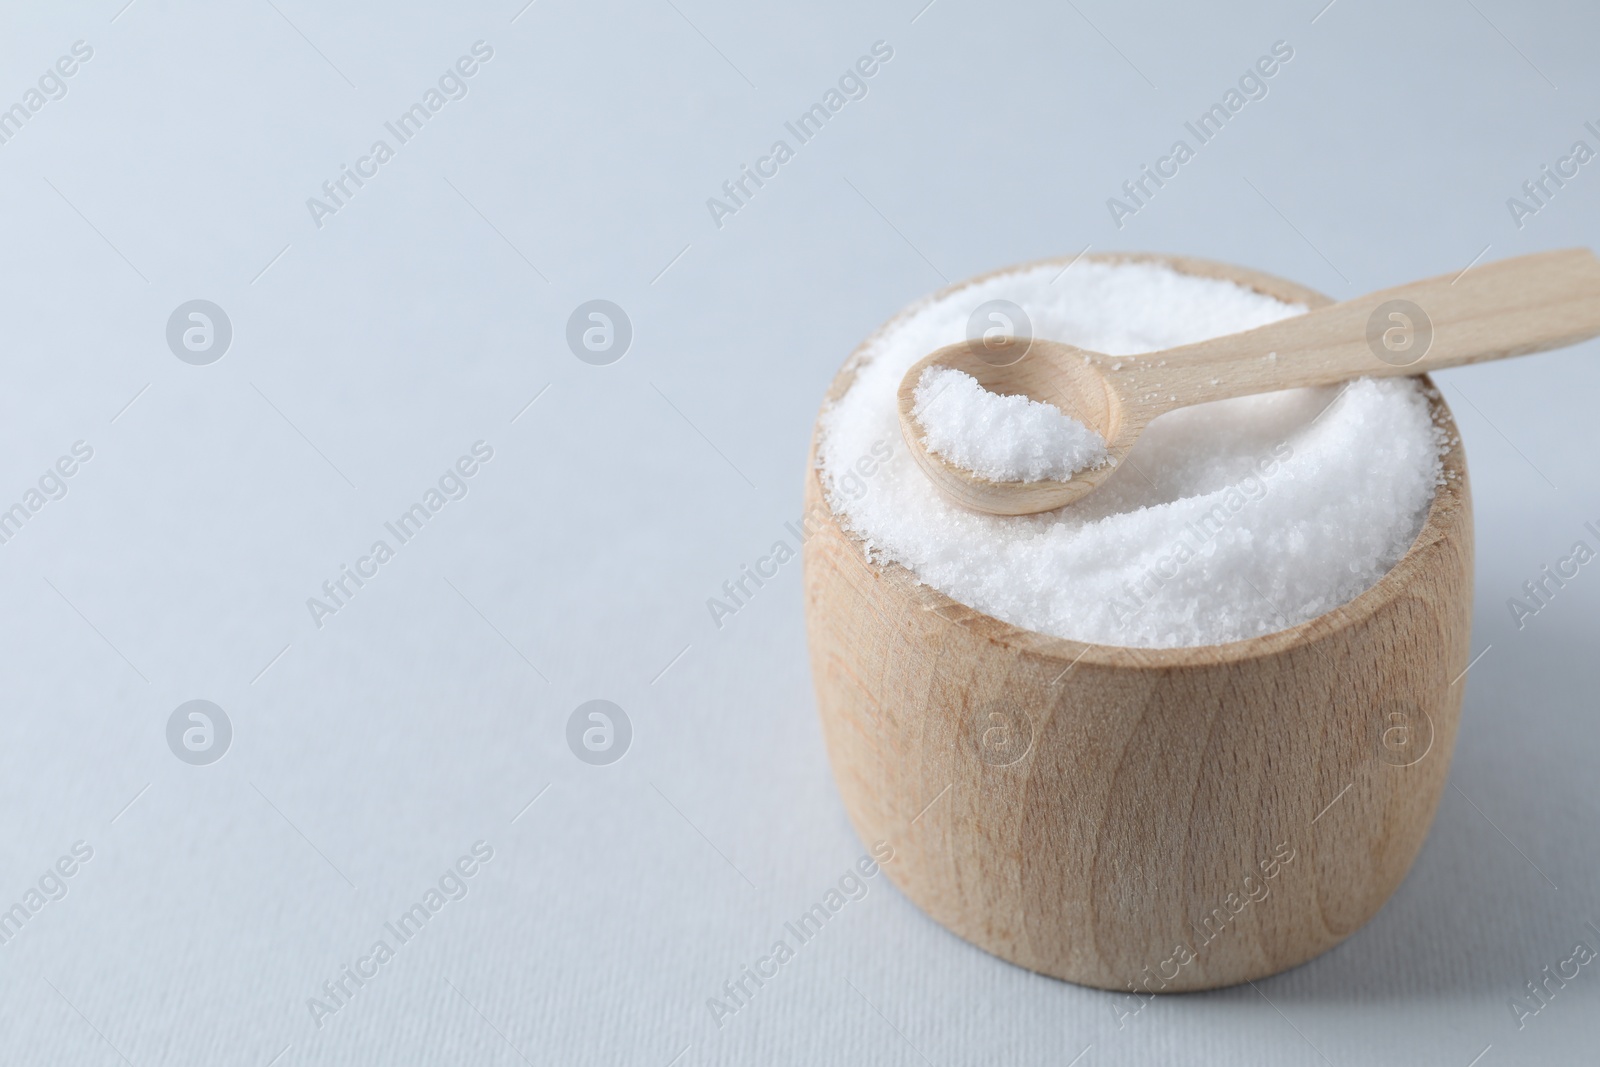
897, 337, 1132, 515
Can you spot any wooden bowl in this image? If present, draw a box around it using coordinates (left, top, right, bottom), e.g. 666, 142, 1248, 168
802, 253, 1472, 992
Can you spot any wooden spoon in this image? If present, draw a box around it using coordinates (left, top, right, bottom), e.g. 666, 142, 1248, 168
898, 247, 1600, 516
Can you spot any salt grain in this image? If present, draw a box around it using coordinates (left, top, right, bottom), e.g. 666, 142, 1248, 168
912, 366, 1108, 483
817, 259, 1447, 649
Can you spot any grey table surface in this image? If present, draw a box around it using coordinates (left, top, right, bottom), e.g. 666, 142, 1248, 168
0, 1, 1596, 1064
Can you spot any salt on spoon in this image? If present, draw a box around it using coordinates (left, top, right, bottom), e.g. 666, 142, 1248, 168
897, 247, 1600, 516
911, 366, 1108, 483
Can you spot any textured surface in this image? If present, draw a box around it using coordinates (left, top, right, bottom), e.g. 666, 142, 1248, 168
913, 364, 1109, 482
0, 1, 1597, 1065
823, 256, 1448, 646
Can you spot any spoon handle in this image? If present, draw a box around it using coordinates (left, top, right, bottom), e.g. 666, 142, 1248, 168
1129, 248, 1600, 414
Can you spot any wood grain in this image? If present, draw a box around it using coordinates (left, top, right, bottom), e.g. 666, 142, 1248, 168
804, 253, 1475, 991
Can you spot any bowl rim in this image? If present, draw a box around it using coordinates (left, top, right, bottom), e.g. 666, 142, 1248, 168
807, 251, 1470, 669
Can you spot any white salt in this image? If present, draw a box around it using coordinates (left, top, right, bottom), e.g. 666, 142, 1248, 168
912, 366, 1108, 482
817, 259, 1447, 649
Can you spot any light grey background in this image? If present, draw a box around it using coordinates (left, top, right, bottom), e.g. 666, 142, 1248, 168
0, 0, 1596, 1064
